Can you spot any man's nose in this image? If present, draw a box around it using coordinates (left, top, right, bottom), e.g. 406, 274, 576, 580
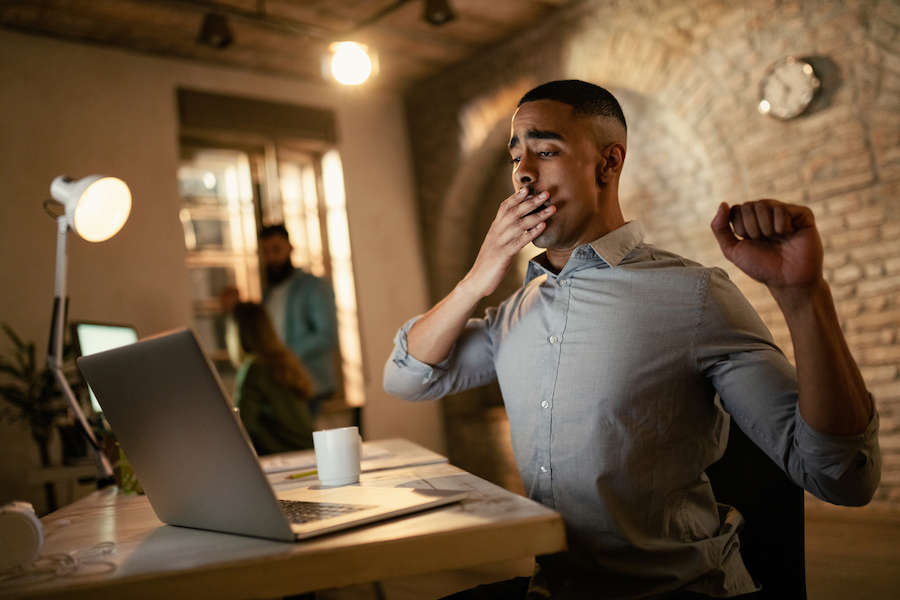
514, 154, 537, 186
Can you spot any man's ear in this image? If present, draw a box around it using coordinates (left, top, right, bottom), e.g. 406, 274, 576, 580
596, 143, 626, 185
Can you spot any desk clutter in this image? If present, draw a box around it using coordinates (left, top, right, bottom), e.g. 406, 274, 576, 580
0, 502, 43, 572
0, 501, 117, 590
0, 440, 566, 600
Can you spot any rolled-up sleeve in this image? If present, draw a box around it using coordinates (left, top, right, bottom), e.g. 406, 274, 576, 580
791, 402, 880, 505
696, 268, 881, 506
383, 314, 498, 401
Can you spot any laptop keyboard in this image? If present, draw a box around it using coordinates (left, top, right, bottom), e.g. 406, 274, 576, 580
279, 499, 373, 524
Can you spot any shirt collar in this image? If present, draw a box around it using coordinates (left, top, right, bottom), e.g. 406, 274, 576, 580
589, 220, 644, 268
525, 220, 645, 284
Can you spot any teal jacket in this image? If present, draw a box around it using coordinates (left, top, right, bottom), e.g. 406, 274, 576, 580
275, 270, 339, 399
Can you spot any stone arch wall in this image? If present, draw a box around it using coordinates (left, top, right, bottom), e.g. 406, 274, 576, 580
404, 0, 900, 504
431, 113, 516, 298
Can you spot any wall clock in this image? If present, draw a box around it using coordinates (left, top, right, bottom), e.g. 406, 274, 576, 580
758, 56, 820, 120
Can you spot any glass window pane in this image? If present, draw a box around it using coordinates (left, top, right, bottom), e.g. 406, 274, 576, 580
178, 147, 261, 367
189, 266, 236, 302
193, 313, 226, 356
178, 140, 365, 407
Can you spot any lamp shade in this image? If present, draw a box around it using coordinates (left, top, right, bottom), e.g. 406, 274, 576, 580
50, 175, 131, 242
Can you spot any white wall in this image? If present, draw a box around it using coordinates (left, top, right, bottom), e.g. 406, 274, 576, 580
0, 30, 444, 514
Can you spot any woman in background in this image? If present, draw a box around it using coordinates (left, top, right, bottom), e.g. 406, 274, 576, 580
229, 301, 315, 455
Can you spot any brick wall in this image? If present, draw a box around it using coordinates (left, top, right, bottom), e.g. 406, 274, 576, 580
404, 0, 900, 505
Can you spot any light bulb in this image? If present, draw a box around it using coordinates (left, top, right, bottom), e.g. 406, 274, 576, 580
72, 177, 131, 242
330, 42, 372, 86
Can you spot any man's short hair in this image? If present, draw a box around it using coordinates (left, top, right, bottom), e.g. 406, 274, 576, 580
259, 224, 290, 241
519, 80, 627, 130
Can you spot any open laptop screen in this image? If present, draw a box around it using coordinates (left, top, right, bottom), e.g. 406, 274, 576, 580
72, 322, 139, 413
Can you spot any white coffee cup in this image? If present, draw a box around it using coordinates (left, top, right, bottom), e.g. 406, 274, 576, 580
313, 426, 362, 486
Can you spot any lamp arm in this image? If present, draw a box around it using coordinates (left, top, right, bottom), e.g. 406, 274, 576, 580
47, 216, 115, 488
50, 216, 68, 358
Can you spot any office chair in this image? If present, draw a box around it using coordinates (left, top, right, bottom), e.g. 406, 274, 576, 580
705, 418, 807, 600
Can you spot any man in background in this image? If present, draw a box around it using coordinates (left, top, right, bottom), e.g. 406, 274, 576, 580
258, 224, 339, 419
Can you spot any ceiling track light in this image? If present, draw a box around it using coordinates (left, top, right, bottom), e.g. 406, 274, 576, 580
188, 0, 455, 86
348, 0, 456, 31
198, 12, 234, 49
423, 0, 456, 26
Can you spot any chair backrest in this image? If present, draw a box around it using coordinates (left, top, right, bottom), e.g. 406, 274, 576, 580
705, 418, 807, 600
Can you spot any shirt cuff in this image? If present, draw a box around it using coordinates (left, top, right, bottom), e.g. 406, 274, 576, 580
390, 316, 449, 385
794, 394, 880, 481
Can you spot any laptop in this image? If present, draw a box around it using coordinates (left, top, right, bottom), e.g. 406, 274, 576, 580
71, 321, 139, 414
76, 328, 467, 542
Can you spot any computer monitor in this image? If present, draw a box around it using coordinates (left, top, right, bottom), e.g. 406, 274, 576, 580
72, 321, 139, 413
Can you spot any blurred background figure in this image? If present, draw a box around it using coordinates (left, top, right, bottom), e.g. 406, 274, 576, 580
258, 224, 339, 419
229, 301, 315, 456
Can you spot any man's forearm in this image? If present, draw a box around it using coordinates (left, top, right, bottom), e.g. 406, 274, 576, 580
771, 278, 872, 437
407, 186, 553, 366
407, 279, 485, 366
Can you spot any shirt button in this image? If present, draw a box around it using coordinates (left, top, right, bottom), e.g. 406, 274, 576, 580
559, 279, 568, 286
541, 400, 549, 409
540, 465, 549, 473
549, 335, 559, 344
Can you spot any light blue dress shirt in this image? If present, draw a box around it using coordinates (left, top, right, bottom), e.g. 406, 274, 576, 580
384, 221, 880, 599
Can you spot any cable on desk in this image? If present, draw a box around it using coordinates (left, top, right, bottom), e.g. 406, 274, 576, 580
0, 541, 117, 588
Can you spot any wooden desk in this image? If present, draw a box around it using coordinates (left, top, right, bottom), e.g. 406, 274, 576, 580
1, 441, 566, 600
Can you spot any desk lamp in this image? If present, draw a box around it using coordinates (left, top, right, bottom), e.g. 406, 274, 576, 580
45, 175, 131, 488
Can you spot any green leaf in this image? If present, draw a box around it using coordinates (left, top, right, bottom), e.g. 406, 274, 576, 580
0, 323, 70, 433
1, 323, 24, 349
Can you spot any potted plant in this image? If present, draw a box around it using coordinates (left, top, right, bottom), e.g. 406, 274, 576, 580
0, 322, 72, 510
